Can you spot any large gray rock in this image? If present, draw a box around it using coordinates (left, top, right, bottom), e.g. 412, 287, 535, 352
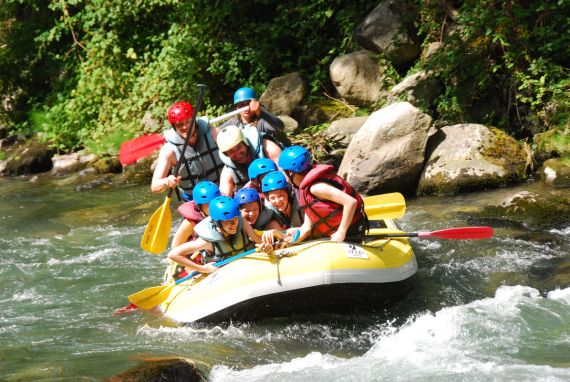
324, 116, 368, 146
330, 50, 388, 106
338, 102, 434, 195
259, 72, 306, 116
418, 124, 528, 195
355, 0, 420, 66
388, 70, 441, 107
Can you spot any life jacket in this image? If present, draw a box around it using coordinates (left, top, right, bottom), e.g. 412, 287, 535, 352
252, 206, 280, 230
177, 201, 205, 225
218, 125, 280, 190
194, 216, 252, 262
267, 190, 304, 228
297, 164, 364, 237
163, 118, 224, 196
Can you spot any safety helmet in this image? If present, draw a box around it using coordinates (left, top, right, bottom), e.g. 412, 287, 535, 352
278, 145, 312, 173
261, 171, 289, 193
233, 87, 258, 105
217, 125, 245, 153
248, 158, 277, 180
168, 101, 194, 125
234, 187, 260, 207
209, 196, 241, 222
192, 181, 221, 205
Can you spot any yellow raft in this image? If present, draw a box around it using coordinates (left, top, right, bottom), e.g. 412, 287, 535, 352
159, 219, 417, 323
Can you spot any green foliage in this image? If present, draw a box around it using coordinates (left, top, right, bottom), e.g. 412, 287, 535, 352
1, 0, 371, 153
416, 0, 570, 137
2, 0, 568, 156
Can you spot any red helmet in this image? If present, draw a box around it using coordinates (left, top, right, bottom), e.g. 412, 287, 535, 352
168, 101, 194, 125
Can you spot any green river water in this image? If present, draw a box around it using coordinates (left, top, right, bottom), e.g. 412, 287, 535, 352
1, 175, 569, 381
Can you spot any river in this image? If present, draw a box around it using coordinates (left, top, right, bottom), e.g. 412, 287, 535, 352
1, 175, 569, 381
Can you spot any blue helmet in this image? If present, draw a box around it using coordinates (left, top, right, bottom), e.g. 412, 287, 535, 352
234, 87, 257, 105
261, 171, 288, 193
278, 145, 312, 173
234, 188, 260, 207
209, 196, 240, 221
192, 181, 221, 205
248, 158, 278, 180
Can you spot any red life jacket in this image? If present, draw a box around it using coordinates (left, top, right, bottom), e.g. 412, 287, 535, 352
297, 164, 364, 237
177, 201, 206, 225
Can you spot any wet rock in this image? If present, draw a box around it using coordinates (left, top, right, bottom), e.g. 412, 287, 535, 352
105, 357, 209, 382
52, 152, 82, 174
0, 141, 55, 176
92, 154, 123, 174
540, 158, 570, 188
418, 125, 528, 195
477, 190, 570, 230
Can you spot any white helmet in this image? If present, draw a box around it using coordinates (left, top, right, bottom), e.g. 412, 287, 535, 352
217, 125, 245, 152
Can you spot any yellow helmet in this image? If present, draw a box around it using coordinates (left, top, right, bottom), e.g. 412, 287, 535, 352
217, 125, 245, 152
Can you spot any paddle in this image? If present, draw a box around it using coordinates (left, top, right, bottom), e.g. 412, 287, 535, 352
119, 106, 248, 166
363, 192, 406, 220
363, 226, 494, 240
141, 84, 208, 254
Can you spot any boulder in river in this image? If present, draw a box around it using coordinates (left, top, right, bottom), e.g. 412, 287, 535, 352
477, 190, 570, 230
105, 356, 209, 382
418, 124, 528, 195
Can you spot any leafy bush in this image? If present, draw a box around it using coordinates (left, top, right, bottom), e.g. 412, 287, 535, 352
416, 0, 569, 137
1, 0, 371, 153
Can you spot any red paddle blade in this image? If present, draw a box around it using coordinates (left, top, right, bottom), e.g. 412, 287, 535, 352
119, 133, 166, 165
113, 303, 138, 315
419, 226, 494, 240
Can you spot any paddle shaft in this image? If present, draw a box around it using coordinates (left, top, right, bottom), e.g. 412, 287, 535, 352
209, 106, 248, 124
361, 226, 494, 240
173, 248, 258, 285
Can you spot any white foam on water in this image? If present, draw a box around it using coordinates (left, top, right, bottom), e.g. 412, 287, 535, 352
209, 285, 570, 382
136, 322, 250, 342
47, 247, 115, 265
547, 288, 570, 305
549, 226, 570, 235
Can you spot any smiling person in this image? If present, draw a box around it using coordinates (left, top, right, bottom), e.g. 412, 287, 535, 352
151, 101, 224, 201
261, 171, 304, 229
216, 124, 282, 196
171, 181, 221, 248
234, 187, 285, 231
278, 146, 368, 243
168, 196, 275, 274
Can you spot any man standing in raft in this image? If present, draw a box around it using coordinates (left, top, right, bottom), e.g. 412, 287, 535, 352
277, 145, 368, 243
151, 101, 224, 201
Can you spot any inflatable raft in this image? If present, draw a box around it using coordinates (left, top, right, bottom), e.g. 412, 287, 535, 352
159, 219, 417, 323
